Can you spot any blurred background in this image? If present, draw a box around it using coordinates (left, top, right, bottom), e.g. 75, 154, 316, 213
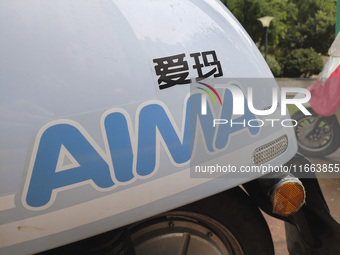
221, 0, 339, 79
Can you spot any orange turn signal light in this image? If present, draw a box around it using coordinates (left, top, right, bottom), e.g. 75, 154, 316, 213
271, 180, 305, 217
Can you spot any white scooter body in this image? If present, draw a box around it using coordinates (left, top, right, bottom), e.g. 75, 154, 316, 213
0, 1, 297, 254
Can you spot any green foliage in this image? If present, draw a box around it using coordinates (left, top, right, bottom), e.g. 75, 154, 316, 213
221, 0, 335, 78
281, 48, 324, 77
222, 0, 336, 55
265, 55, 282, 77
279, 0, 336, 55
221, 0, 293, 45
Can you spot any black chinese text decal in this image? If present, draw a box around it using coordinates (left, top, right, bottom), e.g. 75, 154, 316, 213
153, 50, 223, 90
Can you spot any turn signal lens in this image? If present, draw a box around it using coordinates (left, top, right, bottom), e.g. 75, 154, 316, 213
272, 180, 305, 217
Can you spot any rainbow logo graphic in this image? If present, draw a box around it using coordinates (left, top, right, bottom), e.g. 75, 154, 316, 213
197, 82, 222, 106
197, 82, 222, 115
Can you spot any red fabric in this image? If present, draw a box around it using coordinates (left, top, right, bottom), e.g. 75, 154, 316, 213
308, 65, 340, 116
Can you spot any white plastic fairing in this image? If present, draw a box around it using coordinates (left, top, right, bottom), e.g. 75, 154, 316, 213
0, 1, 297, 254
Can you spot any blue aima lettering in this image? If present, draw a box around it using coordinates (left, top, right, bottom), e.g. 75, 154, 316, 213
24, 90, 259, 209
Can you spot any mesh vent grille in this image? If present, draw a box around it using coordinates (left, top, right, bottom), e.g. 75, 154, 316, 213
252, 135, 288, 165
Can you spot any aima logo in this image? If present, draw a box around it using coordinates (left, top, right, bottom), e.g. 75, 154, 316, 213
23, 82, 308, 209
22, 92, 260, 210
